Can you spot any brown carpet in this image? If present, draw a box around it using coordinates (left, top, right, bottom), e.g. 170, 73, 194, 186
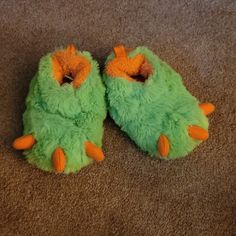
0, 0, 235, 235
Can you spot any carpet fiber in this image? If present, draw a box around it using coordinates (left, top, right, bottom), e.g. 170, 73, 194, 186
0, 1, 235, 235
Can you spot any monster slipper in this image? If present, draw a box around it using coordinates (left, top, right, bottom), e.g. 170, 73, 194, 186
103, 45, 215, 159
13, 45, 106, 173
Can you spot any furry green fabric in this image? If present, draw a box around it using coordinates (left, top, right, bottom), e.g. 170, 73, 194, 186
103, 47, 209, 159
23, 49, 106, 173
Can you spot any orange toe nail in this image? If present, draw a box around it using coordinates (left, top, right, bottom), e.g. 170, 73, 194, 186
157, 134, 170, 158
52, 147, 66, 173
12, 134, 36, 150
85, 141, 104, 162
188, 125, 209, 140
199, 103, 215, 116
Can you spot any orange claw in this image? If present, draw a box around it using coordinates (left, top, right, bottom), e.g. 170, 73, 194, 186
157, 134, 170, 158
12, 134, 36, 150
199, 103, 215, 115
52, 147, 66, 173
85, 141, 105, 162
188, 125, 209, 141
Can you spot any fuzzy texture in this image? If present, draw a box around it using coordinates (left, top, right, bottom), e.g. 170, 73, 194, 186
1, 1, 234, 235
22, 49, 106, 173
103, 47, 209, 159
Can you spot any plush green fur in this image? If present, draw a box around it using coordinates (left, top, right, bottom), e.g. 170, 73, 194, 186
103, 47, 209, 159
23, 49, 106, 173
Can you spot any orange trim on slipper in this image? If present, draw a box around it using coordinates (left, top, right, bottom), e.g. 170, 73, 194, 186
113, 45, 127, 57
73, 57, 91, 88
66, 44, 76, 54
106, 45, 150, 82
139, 60, 153, 78
52, 44, 91, 88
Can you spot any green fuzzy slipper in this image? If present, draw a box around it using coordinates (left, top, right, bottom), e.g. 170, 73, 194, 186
103, 45, 215, 159
13, 45, 106, 173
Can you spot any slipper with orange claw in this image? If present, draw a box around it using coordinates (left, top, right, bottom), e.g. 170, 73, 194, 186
103, 45, 215, 159
13, 45, 106, 173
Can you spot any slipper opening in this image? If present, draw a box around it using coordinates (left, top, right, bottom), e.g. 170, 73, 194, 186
52, 45, 91, 88
106, 45, 153, 83
62, 73, 74, 85
129, 59, 152, 83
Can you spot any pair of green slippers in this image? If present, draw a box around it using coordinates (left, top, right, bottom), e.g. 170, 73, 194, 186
12, 44, 215, 174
